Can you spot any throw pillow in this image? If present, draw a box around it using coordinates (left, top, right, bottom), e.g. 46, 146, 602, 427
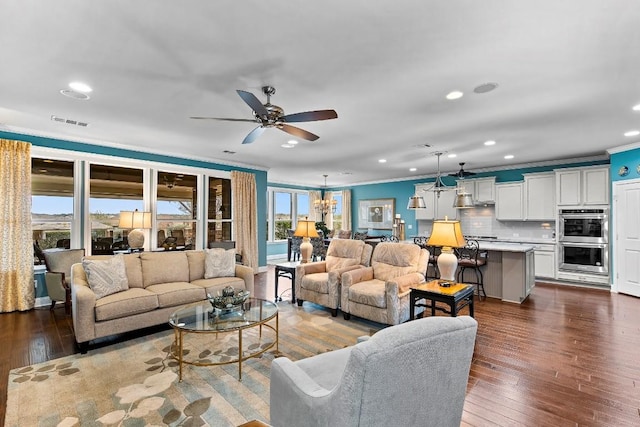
204, 248, 236, 279
83, 254, 129, 299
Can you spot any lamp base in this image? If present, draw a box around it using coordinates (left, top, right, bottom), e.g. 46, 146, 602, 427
437, 248, 458, 281
128, 228, 145, 250
300, 238, 313, 264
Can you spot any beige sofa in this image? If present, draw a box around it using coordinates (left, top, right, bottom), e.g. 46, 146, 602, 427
70, 250, 254, 350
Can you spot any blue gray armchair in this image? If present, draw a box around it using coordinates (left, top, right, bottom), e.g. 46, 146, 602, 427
270, 315, 478, 427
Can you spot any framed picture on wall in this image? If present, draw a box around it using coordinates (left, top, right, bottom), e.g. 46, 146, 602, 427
358, 198, 395, 230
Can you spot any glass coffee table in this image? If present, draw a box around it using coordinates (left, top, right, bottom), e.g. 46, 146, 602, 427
169, 298, 278, 381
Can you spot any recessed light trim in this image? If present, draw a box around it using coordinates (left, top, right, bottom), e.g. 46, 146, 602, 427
409, 167, 417, 172
504, 154, 514, 160
69, 81, 92, 93
624, 130, 640, 137
446, 91, 463, 100
59, 89, 90, 100
484, 140, 496, 146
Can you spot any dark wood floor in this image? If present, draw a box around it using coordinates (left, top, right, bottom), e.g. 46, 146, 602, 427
1, 269, 639, 426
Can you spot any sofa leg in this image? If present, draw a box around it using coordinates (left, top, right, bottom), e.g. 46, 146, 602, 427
296, 299, 303, 307
76, 341, 89, 354
343, 313, 351, 320
330, 308, 337, 317
49, 301, 56, 311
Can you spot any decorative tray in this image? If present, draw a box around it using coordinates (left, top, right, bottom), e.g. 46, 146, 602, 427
207, 289, 250, 310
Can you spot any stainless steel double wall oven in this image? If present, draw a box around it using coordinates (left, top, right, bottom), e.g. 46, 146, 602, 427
558, 208, 609, 275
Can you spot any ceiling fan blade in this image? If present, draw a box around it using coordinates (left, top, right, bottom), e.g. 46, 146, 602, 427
281, 110, 338, 123
236, 90, 269, 118
278, 124, 320, 141
190, 116, 258, 122
242, 126, 266, 144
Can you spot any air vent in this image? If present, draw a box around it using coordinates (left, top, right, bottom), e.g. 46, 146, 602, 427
51, 115, 89, 127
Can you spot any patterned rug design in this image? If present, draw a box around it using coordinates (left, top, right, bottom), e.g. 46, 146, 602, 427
5, 302, 379, 427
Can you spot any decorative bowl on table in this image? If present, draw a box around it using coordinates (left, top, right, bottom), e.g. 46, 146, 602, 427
207, 289, 250, 310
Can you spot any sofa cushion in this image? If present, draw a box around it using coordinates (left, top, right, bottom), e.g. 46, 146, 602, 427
94, 288, 159, 322
348, 279, 387, 308
191, 276, 246, 297
204, 248, 236, 278
140, 252, 189, 287
82, 253, 144, 289
301, 272, 330, 294
145, 282, 206, 308
82, 254, 129, 299
185, 250, 206, 282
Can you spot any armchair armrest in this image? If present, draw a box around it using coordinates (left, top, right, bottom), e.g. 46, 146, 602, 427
44, 271, 68, 302
385, 272, 426, 324
341, 267, 374, 288
297, 261, 327, 275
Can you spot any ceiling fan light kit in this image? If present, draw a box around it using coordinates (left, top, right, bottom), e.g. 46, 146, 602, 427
191, 86, 338, 145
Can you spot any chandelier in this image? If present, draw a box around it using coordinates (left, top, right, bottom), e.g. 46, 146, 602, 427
408, 151, 451, 209
314, 174, 337, 215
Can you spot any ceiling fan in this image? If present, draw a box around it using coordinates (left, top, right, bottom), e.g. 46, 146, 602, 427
191, 86, 338, 144
448, 162, 477, 178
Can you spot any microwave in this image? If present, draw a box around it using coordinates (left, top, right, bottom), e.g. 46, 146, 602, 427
558, 209, 608, 244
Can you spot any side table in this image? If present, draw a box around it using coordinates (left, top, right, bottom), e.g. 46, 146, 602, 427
274, 261, 298, 302
409, 280, 475, 320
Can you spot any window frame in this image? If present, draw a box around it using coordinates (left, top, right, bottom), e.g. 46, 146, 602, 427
267, 187, 311, 242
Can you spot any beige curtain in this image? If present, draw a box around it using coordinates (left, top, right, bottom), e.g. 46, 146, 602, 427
231, 171, 258, 273
309, 190, 322, 222
0, 139, 35, 312
342, 189, 352, 231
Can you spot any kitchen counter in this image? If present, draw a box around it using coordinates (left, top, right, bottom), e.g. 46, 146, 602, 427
475, 241, 536, 252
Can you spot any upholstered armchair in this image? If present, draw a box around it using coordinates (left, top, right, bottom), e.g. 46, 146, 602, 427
270, 315, 478, 427
43, 248, 85, 314
341, 242, 429, 325
295, 239, 373, 316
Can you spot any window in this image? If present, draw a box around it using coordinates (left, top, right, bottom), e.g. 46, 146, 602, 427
89, 164, 144, 254
206, 176, 232, 247
157, 171, 197, 249
32, 158, 75, 259
267, 188, 311, 242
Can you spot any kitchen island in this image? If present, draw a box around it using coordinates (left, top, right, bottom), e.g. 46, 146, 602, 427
468, 241, 536, 303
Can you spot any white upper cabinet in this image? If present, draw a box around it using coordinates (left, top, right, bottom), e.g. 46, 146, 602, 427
523, 172, 555, 220
457, 177, 496, 204
495, 182, 524, 220
414, 184, 458, 220
556, 166, 609, 206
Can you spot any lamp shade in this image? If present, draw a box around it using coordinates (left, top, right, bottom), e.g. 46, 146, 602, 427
293, 220, 319, 238
454, 192, 474, 209
427, 219, 466, 249
407, 195, 427, 209
119, 210, 151, 229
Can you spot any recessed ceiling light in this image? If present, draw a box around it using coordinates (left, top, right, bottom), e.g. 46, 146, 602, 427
378, 159, 387, 163
504, 154, 514, 160
281, 143, 295, 148
447, 153, 457, 158
473, 82, 499, 94
409, 167, 417, 172
446, 91, 463, 100
484, 140, 496, 146
288, 140, 298, 145
69, 81, 92, 93
632, 104, 640, 111
624, 130, 640, 137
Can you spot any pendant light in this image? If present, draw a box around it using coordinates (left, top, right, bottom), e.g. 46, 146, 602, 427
407, 151, 451, 209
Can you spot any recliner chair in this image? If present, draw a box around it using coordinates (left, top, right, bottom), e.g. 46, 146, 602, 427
270, 315, 478, 427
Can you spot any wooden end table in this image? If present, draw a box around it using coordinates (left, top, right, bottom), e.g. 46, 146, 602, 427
409, 280, 475, 320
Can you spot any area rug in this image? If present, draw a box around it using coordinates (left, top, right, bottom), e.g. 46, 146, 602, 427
5, 302, 380, 427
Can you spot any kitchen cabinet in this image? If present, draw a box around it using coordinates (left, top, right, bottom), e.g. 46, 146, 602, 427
414, 185, 458, 220
524, 172, 555, 220
533, 244, 556, 279
502, 249, 535, 303
495, 182, 524, 221
456, 177, 495, 204
556, 166, 609, 206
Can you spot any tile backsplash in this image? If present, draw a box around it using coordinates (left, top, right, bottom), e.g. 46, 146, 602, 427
417, 206, 556, 241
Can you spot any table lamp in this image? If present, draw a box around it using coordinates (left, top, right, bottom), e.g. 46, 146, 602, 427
294, 218, 319, 263
427, 217, 466, 281
119, 209, 151, 251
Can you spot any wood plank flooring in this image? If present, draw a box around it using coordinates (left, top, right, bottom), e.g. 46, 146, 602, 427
1, 269, 639, 426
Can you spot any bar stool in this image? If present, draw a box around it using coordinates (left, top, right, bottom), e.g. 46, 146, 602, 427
456, 239, 488, 300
